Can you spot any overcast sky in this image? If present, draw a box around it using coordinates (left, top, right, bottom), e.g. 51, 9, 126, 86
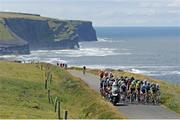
0, 0, 180, 26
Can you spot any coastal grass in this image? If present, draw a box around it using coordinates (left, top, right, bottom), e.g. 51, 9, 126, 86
0, 20, 15, 41
48, 20, 81, 41
0, 61, 126, 119
69, 67, 180, 114
0, 12, 46, 20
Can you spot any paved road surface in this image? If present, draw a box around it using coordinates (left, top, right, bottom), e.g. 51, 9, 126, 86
68, 70, 180, 119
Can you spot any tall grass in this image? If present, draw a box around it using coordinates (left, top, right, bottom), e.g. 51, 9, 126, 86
0, 61, 126, 119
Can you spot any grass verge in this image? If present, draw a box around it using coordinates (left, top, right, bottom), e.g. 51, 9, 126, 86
0, 61, 126, 119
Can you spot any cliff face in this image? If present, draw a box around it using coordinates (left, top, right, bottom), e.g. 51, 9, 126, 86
76, 22, 97, 42
0, 12, 97, 55
5, 18, 55, 49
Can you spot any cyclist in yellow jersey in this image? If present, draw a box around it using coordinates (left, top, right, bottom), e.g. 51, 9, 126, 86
130, 80, 136, 94
136, 81, 141, 101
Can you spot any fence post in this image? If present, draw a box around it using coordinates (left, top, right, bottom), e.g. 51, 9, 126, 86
49, 73, 52, 84
57, 101, 61, 119
54, 97, 58, 112
51, 96, 54, 104
64, 111, 68, 120
45, 79, 47, 89
41, 64, 43, 70
48, 89, 51, 103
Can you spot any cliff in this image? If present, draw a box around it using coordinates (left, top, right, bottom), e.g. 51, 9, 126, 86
0, 12, 97, 55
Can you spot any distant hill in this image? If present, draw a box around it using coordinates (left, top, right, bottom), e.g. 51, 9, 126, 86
0, 12, 97, 55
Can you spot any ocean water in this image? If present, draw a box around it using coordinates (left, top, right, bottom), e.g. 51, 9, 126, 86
1, 27, 180, 84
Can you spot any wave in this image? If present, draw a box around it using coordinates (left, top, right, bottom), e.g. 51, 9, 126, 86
30, 47, 131, 58
97, 38, 125, 43
16, 55, 68, 64
0, 55, 17, 58
69, 64, 180, 77
129, 68, 180, 77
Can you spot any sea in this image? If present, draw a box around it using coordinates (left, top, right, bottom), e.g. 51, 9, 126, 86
1, 27, 180, 84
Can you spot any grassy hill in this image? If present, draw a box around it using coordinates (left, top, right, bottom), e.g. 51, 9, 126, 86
0, 61, 126, 119
0, 19, 15, 41
0, 12, 45, 20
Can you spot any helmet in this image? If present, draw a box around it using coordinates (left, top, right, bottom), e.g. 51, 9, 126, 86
131, 77, 135, 80
122, 83, 125, 86
143, 80, 146, 84
132, 81, 136, 85
121, 80, 124, 84
112, 81, 117, 86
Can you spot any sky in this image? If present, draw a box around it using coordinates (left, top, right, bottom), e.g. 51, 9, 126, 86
0, 0, 180, 26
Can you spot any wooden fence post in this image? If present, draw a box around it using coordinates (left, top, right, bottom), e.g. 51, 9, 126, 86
64, 111, 68, 120
49, 73, 52, 84
45, 79, 47, 89
54, 97, 59, 112
57, 101, 61, 119
51, 96, 54, 104
48, 89, 51, 103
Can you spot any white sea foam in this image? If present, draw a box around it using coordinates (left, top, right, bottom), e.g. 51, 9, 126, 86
29, 47, 131, 58
129, 68, 180, 76
69, 64, 180, 77
0, 55, 17, 58
97, 38, 125, 43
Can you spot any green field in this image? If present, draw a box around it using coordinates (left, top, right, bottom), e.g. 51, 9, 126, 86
0, 19, 15, 41
0, 61, 126, 119
0, 12, 46, 20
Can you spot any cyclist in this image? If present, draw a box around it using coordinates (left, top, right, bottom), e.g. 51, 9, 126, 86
146, 82, 151, 103
104, 71, 109, 78
151, 83, 157, 104
130, 81, 136, 102
100, 78, 104, 96
136, 80, 141, 102
156, 83, 161, 104
120, 81, 127, 101
141, 83, 146, 103
83, 66, 86, 75
156, 83, 160, 92
109, 72, 114, 78
99, 70, 104, 80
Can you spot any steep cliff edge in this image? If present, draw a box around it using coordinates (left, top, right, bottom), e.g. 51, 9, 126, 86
0, 12, 97, 55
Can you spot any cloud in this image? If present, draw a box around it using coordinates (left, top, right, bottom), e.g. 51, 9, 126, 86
167, 0, 180, 7
0, 0, 179, 26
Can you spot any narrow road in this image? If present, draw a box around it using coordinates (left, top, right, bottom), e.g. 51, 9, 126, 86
68, 70, 180, 119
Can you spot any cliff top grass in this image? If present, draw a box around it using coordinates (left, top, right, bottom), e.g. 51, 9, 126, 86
0, 61, 126, 119
0, 19, 15, 41
70, 67, 180, 114
0, 12, 46, 20
0, 12, 91, 22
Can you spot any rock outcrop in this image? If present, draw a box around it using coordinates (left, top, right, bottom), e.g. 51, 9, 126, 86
0, 12, 97, 55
